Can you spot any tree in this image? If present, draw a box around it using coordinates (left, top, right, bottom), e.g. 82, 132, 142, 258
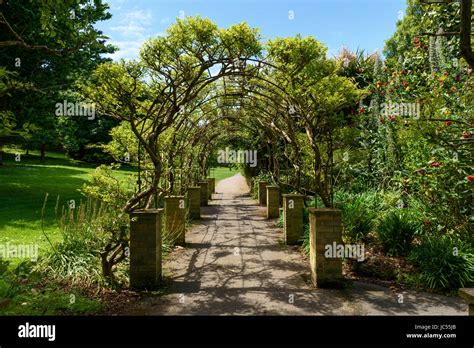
82, 17, 264, 212
0, 0, 115, 162
267, 36, 363, 206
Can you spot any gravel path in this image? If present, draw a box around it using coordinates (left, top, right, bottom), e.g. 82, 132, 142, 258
121, 173, 466, 316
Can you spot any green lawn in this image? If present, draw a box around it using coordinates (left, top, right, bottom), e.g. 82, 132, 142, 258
0, 149, 238, 253
208, 167, 240, 182
0, 149, 134, 253
0, 151, 238, 315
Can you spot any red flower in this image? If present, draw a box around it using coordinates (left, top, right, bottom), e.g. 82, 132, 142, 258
467, 176, 474, 183
445, 120, 452, 126
402, 81, 408, 87
358, 108, 365, 114
463, 133, 473, 138
431, 162, 441, 167
389, 115, 397, 122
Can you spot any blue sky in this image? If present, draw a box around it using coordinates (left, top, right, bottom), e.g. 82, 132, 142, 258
97, 0, 407, 60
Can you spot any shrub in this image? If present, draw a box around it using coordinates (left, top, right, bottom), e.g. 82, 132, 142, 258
38, 199, 128, 286
251, 172, 273, 198
0, 278, 16, 298
376, 209, 420, 256
39, 237, 103, 286
277, 213, 284, 228
408, 234, 474, 290
300, 223, 310, 255
341, 196, 376, 243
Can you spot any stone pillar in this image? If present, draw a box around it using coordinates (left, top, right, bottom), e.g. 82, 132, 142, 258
206, 178, 214, 199
258, 181, 267, 205
164, 196, 186, 246
282, 194, 304, 245
198, 181, 208, 206
266, 185, 280, 219
129, 209, 162, 289
207, 178, 215, 195
308, 208, 343, 287
458, 288, 474, 316
187, 186, 201, 220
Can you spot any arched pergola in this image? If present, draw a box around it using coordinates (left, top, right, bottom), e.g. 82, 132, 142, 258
82, 16, 361, 212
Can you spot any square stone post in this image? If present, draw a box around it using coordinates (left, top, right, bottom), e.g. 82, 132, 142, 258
258, 181, 267, 205
207, 177, 215, 195
206, 178, 214, 199
187, 186, 201, 220
129, 209, 162, 289
164, 196, 186, 246
308, 208, 343, 287
266, 185, 280, 219
458, 288, 474, 315
198, 181, 208, 206
282, 194, 304, 245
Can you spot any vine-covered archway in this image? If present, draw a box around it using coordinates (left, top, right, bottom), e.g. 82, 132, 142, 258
82, 16, 362, 212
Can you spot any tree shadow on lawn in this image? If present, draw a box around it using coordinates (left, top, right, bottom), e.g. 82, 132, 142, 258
0, 165, 94, 231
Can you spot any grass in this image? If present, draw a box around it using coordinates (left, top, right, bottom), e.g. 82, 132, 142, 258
0, 148, 134, 255
0, 149, 236, 313
0, 148, 129, 315
0, 260, 104, 315
208, 166, 240, 183
0, 148, 237, 259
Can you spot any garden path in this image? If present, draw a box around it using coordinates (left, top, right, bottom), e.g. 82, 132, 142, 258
121, 174, 466, 315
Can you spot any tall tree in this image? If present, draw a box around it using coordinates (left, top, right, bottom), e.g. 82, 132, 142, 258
0, 0, 115, 163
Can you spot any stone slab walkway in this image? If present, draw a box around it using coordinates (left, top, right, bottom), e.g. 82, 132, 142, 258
121, 173, 466, 315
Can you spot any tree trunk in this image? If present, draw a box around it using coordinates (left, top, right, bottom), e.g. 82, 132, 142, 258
40, 143, 46, 162
101, 253, 113, 278
312, 144, 332, 208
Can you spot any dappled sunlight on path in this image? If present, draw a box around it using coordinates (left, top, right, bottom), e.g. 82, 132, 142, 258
121, 174, 466, 316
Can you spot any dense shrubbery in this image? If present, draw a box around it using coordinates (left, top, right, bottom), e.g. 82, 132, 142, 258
409, 234, 474, 289
37, 199, 128, 287
251, 172, 274, 199
340, 193, 377, 243
0, 259, 103, 315
376, 209, 420, 256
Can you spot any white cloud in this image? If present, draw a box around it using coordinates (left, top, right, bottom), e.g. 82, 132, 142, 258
107, 32, 164, 61
126, 9, 153, 24
111, 22, 147, 38
110, 8, 153, 39
107, 40, 146, 61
